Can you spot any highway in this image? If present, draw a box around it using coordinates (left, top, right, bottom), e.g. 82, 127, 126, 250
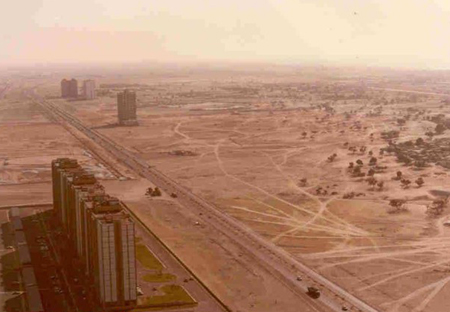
27, 90, 379, 312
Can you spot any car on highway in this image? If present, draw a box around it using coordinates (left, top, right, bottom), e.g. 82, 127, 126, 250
306, 286, 321, 299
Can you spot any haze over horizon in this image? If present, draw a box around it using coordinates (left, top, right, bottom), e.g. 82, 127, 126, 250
2, 0, 450, 70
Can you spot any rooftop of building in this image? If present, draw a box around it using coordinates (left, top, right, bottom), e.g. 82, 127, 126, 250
72, 172, 97, 186
96, 210, 132, 223
92, 196, 124, 214
9, 207, 21, 218
52, 158, 79, 169
61, 167, 85, 178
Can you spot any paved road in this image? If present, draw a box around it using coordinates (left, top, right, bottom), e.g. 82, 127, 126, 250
28, 90, 379, 312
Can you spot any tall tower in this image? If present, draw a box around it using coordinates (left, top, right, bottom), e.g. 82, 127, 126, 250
68, 172, 98, 244
87, 197, 137, 308
51, 158, 80, 223
51, 158, 137, 310
69, 78, 78, 98
117, 89, 138, 126
61, 79, 70, 98
83, 80, 96, 100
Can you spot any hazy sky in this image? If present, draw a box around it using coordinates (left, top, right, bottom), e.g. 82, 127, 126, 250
2, 0, 450, 69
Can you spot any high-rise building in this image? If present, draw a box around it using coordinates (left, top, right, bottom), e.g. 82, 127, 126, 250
52, 158, 80, 224
83, 80, 96, 100
86, 197, 137, 308
61, 79, 70, 98
117, 89, 138, 126
61, 78, 79, 98
68, 172, 98, 243
69, 78, 78, 98
60, 167, 85, 229
51, 159, 137, 310
80, 191, 107, 273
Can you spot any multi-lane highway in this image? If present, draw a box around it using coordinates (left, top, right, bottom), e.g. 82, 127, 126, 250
27, 89, 379, 312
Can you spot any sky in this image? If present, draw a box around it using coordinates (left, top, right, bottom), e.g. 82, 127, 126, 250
1, 0, 450, 69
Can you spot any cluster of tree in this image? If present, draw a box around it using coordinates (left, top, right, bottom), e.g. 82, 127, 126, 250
384, 143, 428, 168
388, 199, 408, 214
315, 186, 338, 196
349, 162, 365, 177
347, 145, 368, 155
342, 192, 366, 199
349, 157, 382, 178
435, 123, 447, 135
381, 130, 400, 140
365, 177, 384, 190
328, 153, 337, 162
391, 171, 425, 188
426, 197, 448, 217
400, 178, 411, 188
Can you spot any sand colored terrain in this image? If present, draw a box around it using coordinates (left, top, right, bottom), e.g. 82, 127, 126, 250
4, 68, 450, 311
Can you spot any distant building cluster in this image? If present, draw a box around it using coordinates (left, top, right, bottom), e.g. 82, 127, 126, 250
51, 158, 137, 310
61, 78, 96, 100
117, 89, 138, 126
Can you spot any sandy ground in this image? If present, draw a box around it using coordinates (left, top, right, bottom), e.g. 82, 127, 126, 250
0, 87, 115, 185
63, 73, 450, 312
4, 69, 450, 311
0, 82, 329, 312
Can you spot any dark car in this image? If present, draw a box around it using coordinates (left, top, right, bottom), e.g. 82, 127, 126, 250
306, 286, 320, 299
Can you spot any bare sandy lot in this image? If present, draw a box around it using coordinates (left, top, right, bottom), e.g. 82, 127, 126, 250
4, 67, 450, 311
